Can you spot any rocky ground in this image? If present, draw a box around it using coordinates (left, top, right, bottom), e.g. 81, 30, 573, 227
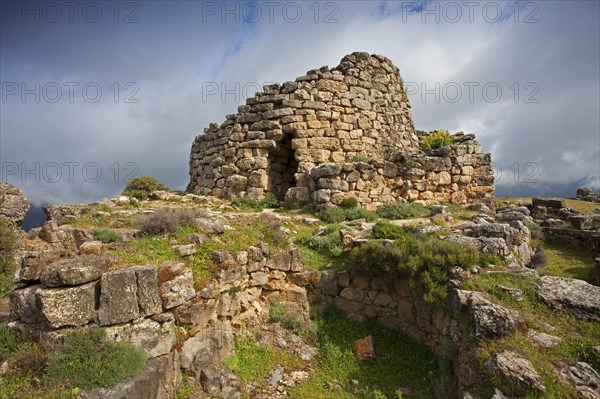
0, 184, 599, 399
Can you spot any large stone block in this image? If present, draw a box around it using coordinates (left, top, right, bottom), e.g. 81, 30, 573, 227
40, 253, 114, 287
98, 269, 140, 325
10, 284, 42, 324
37, 281, 97, 328
158, 263, 196, 309
105, 317, 176, 358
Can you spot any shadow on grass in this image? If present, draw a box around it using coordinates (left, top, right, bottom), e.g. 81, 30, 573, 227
289, 307, 444, 399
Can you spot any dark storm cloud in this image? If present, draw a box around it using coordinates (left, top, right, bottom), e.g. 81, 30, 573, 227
1, 0, 598, 205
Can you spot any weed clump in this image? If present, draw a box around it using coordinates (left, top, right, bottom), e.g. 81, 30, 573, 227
231, 193, 280, 211
269, 300, 305, 335
46, 328, 146, 389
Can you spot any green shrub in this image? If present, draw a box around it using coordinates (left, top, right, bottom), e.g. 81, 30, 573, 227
344, 208, 378, 221
46, 328, 146, 389
340, 197, 359, 209
122, 176, 170, 200
135, 207, 199, 236
349, 235, 479, 305
318, 208, 378, 223
92, 228, 118, 243
318, 208, 347, 224
376, 203, 428, 220
261, 193, 280, 208
372, 222, 417, 240
421, 129, 454, 150
0, 323, 20, 359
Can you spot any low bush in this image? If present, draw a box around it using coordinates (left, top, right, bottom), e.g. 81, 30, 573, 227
340, 197, 358, 209
46, 328, 146, 389
344, 208, 378, 221
135, 207, 198, 236
122, 176, 170, 200
376, 203, 428, 220
318, 207, 377, 223
92, 228, 118, 243
318, 208, 347, 224
349, 234, 479, 304
231, 194, 281, 211
372, 222, 418, 240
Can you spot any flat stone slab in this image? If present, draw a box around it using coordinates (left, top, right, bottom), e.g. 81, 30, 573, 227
536, 276, 600, 321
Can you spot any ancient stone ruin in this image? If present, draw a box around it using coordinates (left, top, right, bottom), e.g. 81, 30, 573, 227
189, 52, 494, 208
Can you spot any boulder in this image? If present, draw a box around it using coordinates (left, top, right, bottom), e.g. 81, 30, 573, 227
17, 247, 65, 283
180, 324, 233, 377
527, 330, 562, 348
484, 350, 546, 393
536, 276, 600, 321
79, 241, 104, 255
557, 361, 600, 399
39, 220, 66, 244
569, 214, 600, 230
0, 182, 30, 227
40, 253, 114, 287
460, 291, 523, 339
37, 282, 97, 328
158, 263, 195, 309
199, 365, 242, 399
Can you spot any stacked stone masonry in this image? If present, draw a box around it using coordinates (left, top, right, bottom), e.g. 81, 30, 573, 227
189, 52, 493, 206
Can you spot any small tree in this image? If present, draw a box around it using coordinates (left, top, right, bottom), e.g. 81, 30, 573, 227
122, 176, 170, 200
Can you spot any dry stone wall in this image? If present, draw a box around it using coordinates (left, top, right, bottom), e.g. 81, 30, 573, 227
189, 52, 418, 203
308, 132, 494, 209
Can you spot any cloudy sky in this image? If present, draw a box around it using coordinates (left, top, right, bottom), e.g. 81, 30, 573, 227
1, 0, 599, 206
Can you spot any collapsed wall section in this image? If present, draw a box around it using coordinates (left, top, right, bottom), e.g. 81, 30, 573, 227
189, 52, 417, 202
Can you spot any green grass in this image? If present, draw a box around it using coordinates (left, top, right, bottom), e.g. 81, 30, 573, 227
223, 336, 303, 388
539, 240, 595, 280
461, 272, 600, 398
288, 308, 442, 399
294, 224, 349, 271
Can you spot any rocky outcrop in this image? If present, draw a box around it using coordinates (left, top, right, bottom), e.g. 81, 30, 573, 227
0, 182, 30, 227
576, 187, 600, 203
536, 276, 600, 321
459, 291, 523, 339
557, 361, 600, 399
484, 350, 546, 394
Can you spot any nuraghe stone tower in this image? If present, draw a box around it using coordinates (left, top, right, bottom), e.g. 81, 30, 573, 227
189, 52, 494, 208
